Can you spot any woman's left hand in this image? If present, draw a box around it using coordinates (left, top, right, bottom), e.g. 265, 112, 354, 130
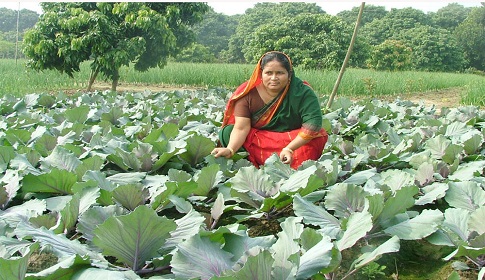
212, 147, 234, 159
279, 148, 293, 164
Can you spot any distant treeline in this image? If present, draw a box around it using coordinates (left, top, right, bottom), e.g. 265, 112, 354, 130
1, 3, 485, 73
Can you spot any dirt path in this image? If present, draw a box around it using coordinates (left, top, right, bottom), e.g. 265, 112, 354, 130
384, 87, 462, 109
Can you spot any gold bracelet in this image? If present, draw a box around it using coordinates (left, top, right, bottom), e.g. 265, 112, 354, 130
283, 147, 294, 154
227, 147, 235, 156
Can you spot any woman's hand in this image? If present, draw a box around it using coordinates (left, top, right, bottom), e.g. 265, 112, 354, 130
211, 147, 234, 158
279, 147, 293, 164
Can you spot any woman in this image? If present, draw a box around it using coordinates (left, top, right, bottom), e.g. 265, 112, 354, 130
212, 51, 328, 169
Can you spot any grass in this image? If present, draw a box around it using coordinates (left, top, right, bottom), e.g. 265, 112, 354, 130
1, 59, 484, 106
461, 79, 485, 107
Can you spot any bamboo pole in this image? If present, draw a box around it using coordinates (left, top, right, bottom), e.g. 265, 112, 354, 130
325, 2, 365, 109
15, 2, 20, 64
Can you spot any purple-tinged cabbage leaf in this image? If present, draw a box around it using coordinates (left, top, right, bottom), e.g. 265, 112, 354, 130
337, 211, 373, 251
415, 182, 449, 206
77, 205, 127, 242
112, 184, 149, 211
325, 183, 367, 219
0, 170, 20, 210
171, 234, 234, 280
293, 194, 341, 238
22, 168, 77, 195
163, 208, 206, 251
352, 236, 400, 270
194, 164, 223, 196
445, 181, 485, 211
383, 209, 443, 240
0, 242, 39, 280
92, 205, 176, 271
43, 146, 82, 172
178, 134, 215, 166
448, 161, 485, 181
377, 185, 419, 228
15, 222, 105, 261
469, 206, 485, 235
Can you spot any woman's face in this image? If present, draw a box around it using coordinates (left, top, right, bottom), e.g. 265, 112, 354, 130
261, 60, 290, 94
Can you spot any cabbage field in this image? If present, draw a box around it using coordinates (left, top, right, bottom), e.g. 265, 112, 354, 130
1, 88, 485, 279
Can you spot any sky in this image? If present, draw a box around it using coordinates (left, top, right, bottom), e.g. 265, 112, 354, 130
0, 1, 482, 16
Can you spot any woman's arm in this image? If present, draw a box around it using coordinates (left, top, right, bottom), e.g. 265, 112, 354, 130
212, 117, 251, 158
279, 134, 310, 164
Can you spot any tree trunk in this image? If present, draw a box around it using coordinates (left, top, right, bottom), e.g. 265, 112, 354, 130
111, 78, 118, 92
111, 69, 119, 92
87, 68, 99, 92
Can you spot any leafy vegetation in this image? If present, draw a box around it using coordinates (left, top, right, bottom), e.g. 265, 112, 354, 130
1, 87, 485, 279
22, 2, 208, 91
454, 6, 485, 72
0, 7, 38, 59
4, 3, 485, 82
461, 80, 485, 108
243, 12, 366, 70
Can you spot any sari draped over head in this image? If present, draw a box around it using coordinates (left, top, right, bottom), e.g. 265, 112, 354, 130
219, 51, 328, 169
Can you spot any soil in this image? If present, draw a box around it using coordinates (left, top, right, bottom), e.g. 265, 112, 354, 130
375, 87, 463, 110
83, 82, 207, 95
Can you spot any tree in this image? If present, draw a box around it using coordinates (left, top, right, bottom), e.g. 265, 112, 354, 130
396, 25, 465, 72
226, 2, 324, 63
360, 7, 431, 45
22, 2, 208, 92
192, 9, 238, 61
0, 7, 39, 58
0, 8, 39, 32
243, 13, 367, 70
176, 43, 216, 63
454, 6, 485, 71
367, 40, 412, 71
337, 4, 388, 27
0, 39, 15, 58
430, 3, 471, 31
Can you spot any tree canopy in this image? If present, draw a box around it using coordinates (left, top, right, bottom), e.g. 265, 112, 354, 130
22, 2, 208, 91
0, 7, 38, 32
337, 5, 388, 27
243, 13, 365, 69
0, 7, 39, 58
226, 2, 325, 63
454, 6, 485, 71
191, 8, 238, 62
396, 25, 464, 72
359, 5, 467, 72
430, 3, 471, 31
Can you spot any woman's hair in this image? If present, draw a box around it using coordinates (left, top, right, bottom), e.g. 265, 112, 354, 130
260, 51, 292, 74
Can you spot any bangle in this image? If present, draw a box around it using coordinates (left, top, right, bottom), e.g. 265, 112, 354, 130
227, 147, 235, 156
283, 147, 293, 154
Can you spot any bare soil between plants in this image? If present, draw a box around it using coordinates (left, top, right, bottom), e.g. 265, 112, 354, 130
376, 87, 463, 109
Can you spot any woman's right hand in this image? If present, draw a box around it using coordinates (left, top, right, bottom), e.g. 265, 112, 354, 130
211, 147, 234, 158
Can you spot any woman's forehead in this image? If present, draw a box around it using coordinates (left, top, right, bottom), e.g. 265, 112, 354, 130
262, 60, 286, 70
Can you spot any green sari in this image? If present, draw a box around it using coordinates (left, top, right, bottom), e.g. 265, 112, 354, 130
219, 51, 328, 168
